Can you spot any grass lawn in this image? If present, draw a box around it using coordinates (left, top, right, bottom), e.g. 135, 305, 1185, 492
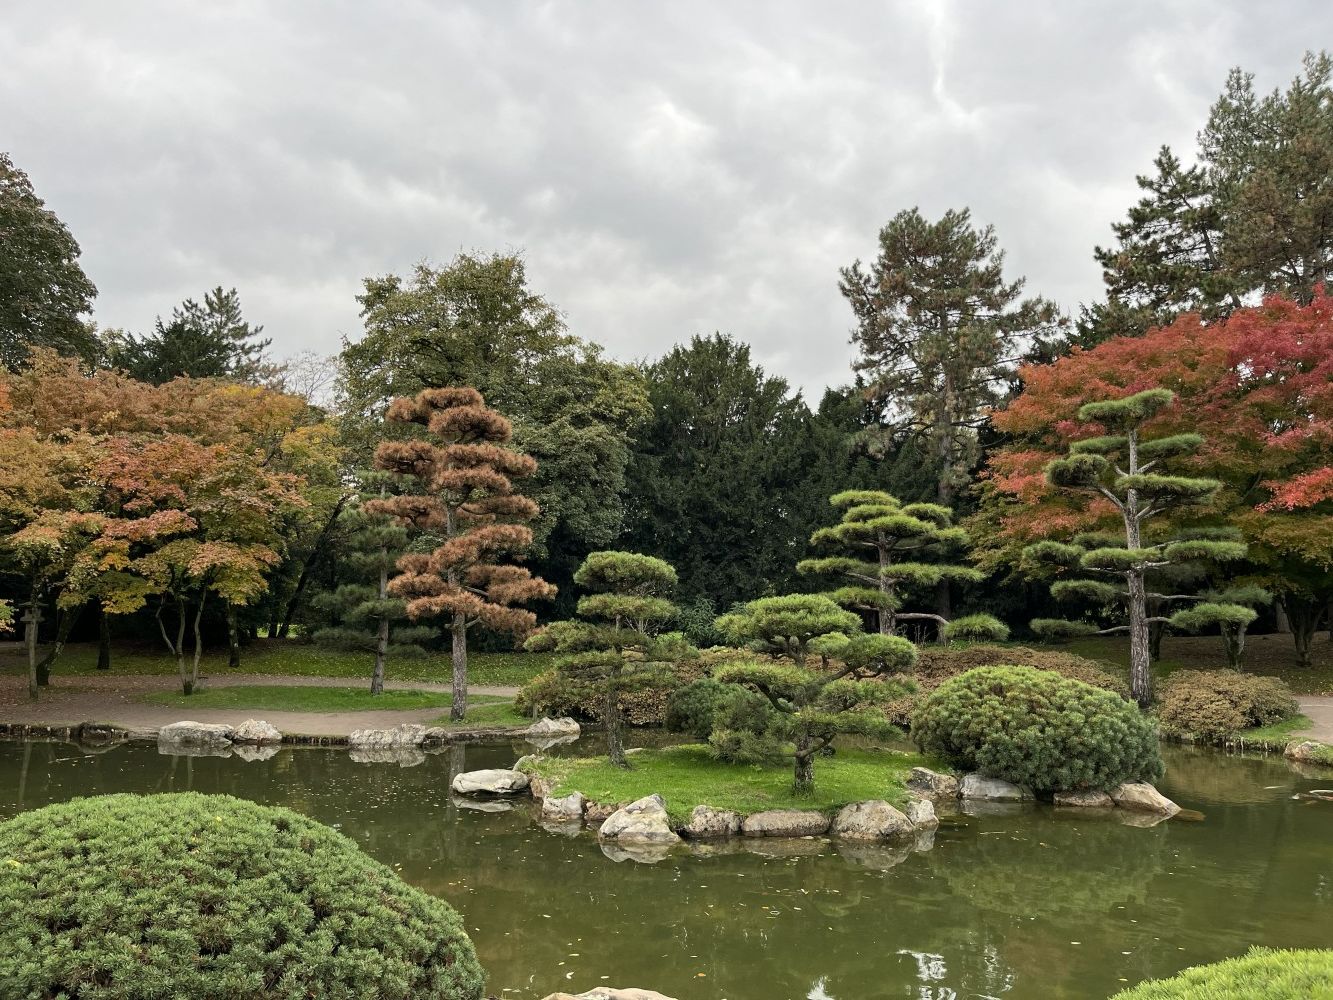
527, 744, 940, 822
1237, 714, 1314, 745
0, 640, 557, 688
432, 701, 532, 729
142, 684, 511, 713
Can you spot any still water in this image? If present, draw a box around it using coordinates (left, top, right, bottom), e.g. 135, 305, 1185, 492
1, 738, 1330, 1000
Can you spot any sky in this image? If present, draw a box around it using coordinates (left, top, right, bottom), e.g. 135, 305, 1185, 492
2, 2, 1324, 399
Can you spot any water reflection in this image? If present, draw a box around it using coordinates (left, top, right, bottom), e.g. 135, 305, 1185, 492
1, 739, 1331, 1000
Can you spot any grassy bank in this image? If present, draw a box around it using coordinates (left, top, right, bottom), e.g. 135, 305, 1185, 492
526, 744, 939, 822
142, 685, 514, 713
0, 640, 556, 688
432, 701, 532, 729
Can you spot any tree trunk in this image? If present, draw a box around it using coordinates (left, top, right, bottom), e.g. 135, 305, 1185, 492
173, 600, 190, 695
605, 685, 628, 769
1275, 602, 1291, 634
793, 738, 815, 796
97, 609, 112, 671
226, 604, 241, 669
1284, 595, 1319, 670
24, 600, 39, 703
1148, 620, 1165, 662
371, 615, 388, 696
449, 612, 468, 721
189, 594, 207, 694
35, 605, 81, 686
1223, 623, 1246, 670
277, 496, 349, 638
1127, 572, 1152, 708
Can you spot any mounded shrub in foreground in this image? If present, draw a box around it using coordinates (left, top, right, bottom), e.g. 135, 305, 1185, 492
911, 665, 1163, 793
0, 792, 485, 1000
1157, 669, 1298, 741
1109, 947, 1333, 998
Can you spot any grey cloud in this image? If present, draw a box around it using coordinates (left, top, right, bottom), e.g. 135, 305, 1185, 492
2, 1, 1323, 398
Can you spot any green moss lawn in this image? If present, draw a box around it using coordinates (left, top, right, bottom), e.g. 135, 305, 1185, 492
142, 685, 514, 713
528, 744, 941, 822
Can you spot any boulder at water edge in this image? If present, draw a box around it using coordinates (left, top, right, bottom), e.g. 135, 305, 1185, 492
1286, 740, 1331, 764
1053, 789, 1115, 808
959, 773, 1034, 802
741, 809, 830, 838
158, 722, 233, 748
542, 988, 678, 1000
347, 723, 429, 749
542, 791, 586, 821
1111, 782, 1180, 817
526, 716, 581, 738
904, 798, 939, 830
599, 794, 680, 845
451, 768, 531, 796
830, 800, 914, 841
683, 805, 743, 839
906, 766, 960, 800
231, 719, 282, 745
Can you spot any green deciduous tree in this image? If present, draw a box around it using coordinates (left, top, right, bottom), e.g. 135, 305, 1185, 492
526, 551, 687, 768
0, 153, 98, 371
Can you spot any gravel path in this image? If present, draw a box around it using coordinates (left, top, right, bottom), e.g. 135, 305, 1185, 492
0, 672, 522, 738
1297, 697, 1333, 743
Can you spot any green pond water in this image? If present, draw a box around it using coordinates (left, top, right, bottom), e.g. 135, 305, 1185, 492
1, 738, 1330, 1000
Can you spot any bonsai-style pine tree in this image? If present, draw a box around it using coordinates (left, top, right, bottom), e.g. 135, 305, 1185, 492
715, 593, 861, 666
312, 484, 433, 695
797, 490, 996, 640
369, 387, 555, 720
676, 633, 917, 794
1027, 388, 1249, 707
525, 551, 688, 769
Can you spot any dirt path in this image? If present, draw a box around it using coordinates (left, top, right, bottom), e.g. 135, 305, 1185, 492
0, 672, 522, 738
1297, 697, 1333, 743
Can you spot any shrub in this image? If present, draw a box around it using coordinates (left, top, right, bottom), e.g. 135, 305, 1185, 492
1158, 670, 1298, 740
0, 792, 485, 1000
1109, 948, 1333, 999
911, 665, 1163, 792
941, 614, 1010, 643
665, 677, 782, 763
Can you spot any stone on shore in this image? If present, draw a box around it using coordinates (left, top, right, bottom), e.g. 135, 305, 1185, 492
1286, 740, 1332, 764
682, 805, 743, 839
526, 717, 581, 738
598, 794, 680, 845
542, 791, 586, 821
584, 800, 621, 824
830, 800, 914, 841
157, 721, 233, 748
451, 768, 531, 796
1111, 782, 1180, 817
904, 798, 939, 830
1054, 789, 1115, 808
959, 773, 1033, 802
347, 723, 428, 749
231, 719, 282, 745
741, 809, 830, 838
906, 767, 960, 800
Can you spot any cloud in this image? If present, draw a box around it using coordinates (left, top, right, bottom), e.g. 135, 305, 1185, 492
2, 0, 1322, 398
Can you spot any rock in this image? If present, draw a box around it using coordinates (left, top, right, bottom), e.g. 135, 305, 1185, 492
350, 747, 426, 767
233, 744, 281, 763
157, 721, 233, 748
542, 791, 586, 821
528, 773, 553, 801
682, 805, 742, 839
1286, 740, 1332, 764
513, 754, 540, 772
231, 719, 282, 745
959, 773, 1033, 802
1111, 782, 1181, 817
599, 794, 681, 845
906, 766, 960, 800
347, 723, 428, 749
420, 726, 449, 746
904, 798, 938, 830
741, 809, 830, 838
526, 716, 581, 738
542, 988, 677, 1000
451, 768, 531, 796
584, 800, 620, 824
1054, 789, 1115, 808
830, 800, 914, 841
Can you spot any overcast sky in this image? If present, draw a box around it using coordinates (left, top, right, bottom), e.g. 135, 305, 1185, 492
3, 2, 1324, 398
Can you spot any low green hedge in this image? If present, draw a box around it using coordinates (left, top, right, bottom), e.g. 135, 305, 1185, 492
911, 665, 1163, 793
1109, 947, 1333, 998
0, 792, 485, 1000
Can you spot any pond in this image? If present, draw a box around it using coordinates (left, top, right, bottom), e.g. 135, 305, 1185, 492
1, 738, 1330, 1000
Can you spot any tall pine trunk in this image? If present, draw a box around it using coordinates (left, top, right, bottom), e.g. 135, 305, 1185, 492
449, 612, 468, 721
371, 550, 389, 695
1124, 430, 1152, 709
793, 736, 816, 796
604, 685, 628, 769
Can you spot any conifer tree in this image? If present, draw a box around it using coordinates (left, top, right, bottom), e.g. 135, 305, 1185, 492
715, 593, 860, 666
312, 483, 433, 695
369, 387, 554, 720
1026, 388, 1250, 707
797, 490, 995, 640
526, 551, 687, 768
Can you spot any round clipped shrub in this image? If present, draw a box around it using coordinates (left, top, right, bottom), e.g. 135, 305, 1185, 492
0, 793, 485, 1000
941, 614, 1010, 643
1109, 947, 1333, 999
911, 665, 1163, 792
1158, 669, 1298, 741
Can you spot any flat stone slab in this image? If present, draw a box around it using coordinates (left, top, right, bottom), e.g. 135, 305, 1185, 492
231, 719, 282, 745
544, 988, 678, 1000
451, 768, 531, 796
741, 809, 830, 838
1111, 782, 1180, 817
906, 766, 960, 800
348, 723, 429, 748
157, 721, 233, 747
959, 773, 1033, 802
682, 805, 742, 839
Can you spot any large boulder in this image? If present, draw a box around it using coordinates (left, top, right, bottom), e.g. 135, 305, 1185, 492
1054, 789, 1115, 808
526, 717, 581, 738
542, 791, 586, 821
451, 769, 531, 796
157, 722, 233, 748
347, 724, 428, 749
584, 800, 621, 824
1286, 740, 1332, 764
830, 800, 914, 841
598, 794, 680, 845
741, 809, 830, 838
906, 767, 960, 800
231, 719, 283, 745
682, 805, 742, 839
959, 773, 1033, 802
904, 798, 938, 830
1111, 782, 1180, 817
542, 988, 677, 1000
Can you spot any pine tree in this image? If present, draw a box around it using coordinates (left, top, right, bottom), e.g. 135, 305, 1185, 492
526, 551, 687, 768
797, 490, 995, 640
1025, 388, 1250, 707
108, 287, 272, 384
311, 485, 433, 695
368, 387, 554, 720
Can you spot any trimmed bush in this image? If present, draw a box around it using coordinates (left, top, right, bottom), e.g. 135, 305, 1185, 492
1158, 670, 1298, 741
0, 792, 485, 1000
1109, 948, 1333, 999
941, 614, 1010, 643
911, 665, 1163, 793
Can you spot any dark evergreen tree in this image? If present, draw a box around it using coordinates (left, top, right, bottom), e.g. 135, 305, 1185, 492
107, 287, 272, 384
